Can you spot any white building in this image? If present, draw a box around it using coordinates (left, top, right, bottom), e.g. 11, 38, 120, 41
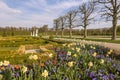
31, 29, 38, 37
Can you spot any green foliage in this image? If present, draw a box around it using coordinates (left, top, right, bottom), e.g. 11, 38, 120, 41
49, 35, 54, 40
2, 32, 7, 37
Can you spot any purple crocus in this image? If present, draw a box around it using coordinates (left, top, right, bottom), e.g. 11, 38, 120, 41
117, 65, 120, 71
102, 75, 109, 80
109, 74, 115, 80
78, 74, 81, 78
92, 78, 98, 80
112, 64, 116, 67
11, 67, 15, 71
90, 72, 95, 78
65, 77, 69, 80
15, 73, 20, 77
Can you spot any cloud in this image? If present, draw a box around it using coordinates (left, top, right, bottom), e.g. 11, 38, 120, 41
0, 0, 82, 27
0, 0, 119, 28
0, 1, 22, 14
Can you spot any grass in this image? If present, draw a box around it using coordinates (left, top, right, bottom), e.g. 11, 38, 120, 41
0, 36, 59, 64
56, 36, 120, 44
0, 47, 18, 51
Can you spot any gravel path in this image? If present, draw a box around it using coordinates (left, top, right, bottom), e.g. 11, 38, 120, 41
90, 41, 120, 54
54, 38, 120, 54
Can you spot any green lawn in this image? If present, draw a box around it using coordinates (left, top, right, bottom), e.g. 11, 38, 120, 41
56, 35, 120, 44
0, 36, 58, 64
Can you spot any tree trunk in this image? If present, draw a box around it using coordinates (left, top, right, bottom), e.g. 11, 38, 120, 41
84, 26, 87, 38
61, 28, 64, 38
69, 27, 72, 38
56, 30, 58, 37
112, 16, 117, 40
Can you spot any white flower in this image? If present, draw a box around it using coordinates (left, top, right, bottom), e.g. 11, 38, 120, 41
100, 59, 104, 64
90, 46, 93, 48
29, 55, 33, 60
93, 47, 96, 49
42, 70, 48, 77
3, 60, 10, 66
0, 61, 3, 66
29, 55, 38, 60
48, 53, 53, 58
22, 66, 27, 73
88, 62, 93, 67
67, 51, 71, 56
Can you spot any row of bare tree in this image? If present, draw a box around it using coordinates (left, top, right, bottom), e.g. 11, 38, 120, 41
53, 0, 120, 40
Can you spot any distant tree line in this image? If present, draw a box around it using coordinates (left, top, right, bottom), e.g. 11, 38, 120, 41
54, 25, 120, 36
0, 25, 120, 37
53, 0, 120, 40
0, 27, 31, 37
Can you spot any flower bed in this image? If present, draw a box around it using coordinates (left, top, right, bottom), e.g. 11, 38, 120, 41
0, 42, 120, 80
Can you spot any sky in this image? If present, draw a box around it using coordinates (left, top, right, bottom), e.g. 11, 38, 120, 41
0, 0, 120, 29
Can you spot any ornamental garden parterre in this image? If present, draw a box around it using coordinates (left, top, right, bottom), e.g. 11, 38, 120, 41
0, 42, 120, 80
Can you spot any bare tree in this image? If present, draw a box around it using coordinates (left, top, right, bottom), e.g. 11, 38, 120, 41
66, 10, 78, 38
59, 16, 67, 37
78, 1, 95, 38
97, 0, 120, 40
54, 18, 60, 37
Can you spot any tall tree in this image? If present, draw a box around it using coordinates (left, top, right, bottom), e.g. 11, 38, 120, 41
66, 10, 78, 38
54, 18, 60, 37
42, 25, 48, 35
78, 1, 95, 38
97, 0, 120, 40
59, 16, 66, 37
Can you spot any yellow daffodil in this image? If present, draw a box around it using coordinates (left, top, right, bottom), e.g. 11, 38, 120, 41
0, 61, 3, 66
22, 66, 27, 73
107, 51, 111, 55
110, 49, 113, 53
100, 59, 104, 64
68, 61, 74, 67
90, 46, 93, 49
3, 60, 10, 66
71, 48, 74, 50
67, 44, 70, 47
63, 44, 66, 46
88, 62, 93, 67
92, 52, 97, 57
0, 74, 3, 80
48, 53, 53, 58
42, 70, 48, 77
76, 48, 80, 52
106, 54, 109, 57
1, 67, 5, 70
33, 55, 38, 60
73, 54, 77, 57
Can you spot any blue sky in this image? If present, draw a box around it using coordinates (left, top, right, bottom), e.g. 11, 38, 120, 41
0, 0, 120, 28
